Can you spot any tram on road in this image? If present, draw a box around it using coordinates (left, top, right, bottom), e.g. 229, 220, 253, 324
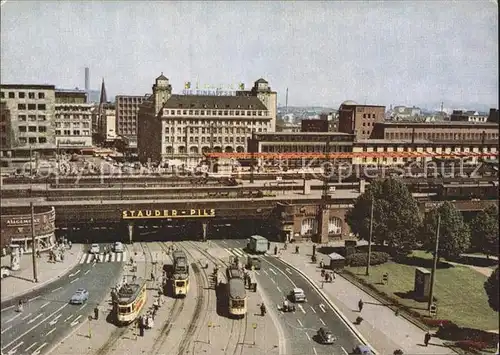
112, 277, 147, 325
171, 250, 190, 297
226, 265, 247, 318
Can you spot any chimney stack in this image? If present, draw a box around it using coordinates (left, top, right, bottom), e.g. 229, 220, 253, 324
85, 67, 90, 91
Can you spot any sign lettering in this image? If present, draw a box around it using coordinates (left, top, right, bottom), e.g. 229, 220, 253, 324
122, 209, 216, 219
182, 89, 237, 96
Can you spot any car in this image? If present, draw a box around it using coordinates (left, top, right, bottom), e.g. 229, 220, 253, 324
246, 257, 261, 270
90, 244, 100, 254
352, 345, 374, 355
114, 242, 124, 253
70, 288, 89, 304
1, 266, 10, 279
289, 288, 307, 302
317, 327, 336, 344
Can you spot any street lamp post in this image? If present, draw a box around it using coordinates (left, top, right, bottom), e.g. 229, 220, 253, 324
365, 197, 374, 276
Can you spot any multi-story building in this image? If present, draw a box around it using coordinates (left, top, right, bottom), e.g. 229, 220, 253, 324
277, 122, 300, 133
390, 105, 422, 120
137, 74, 277, 165
450, 110, 488, 123
54, 90, 92, 151
488, 108, 499, 123
301, 119, 329, 132
98, 104, 117, 145
115, 95, 148, 151
0, 84, 56, 160
337, 101, 386, 140
0, 102, 11, 151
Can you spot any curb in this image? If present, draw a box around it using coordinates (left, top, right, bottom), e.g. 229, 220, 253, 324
1, 248, 85, 304
276, 256, 378, 355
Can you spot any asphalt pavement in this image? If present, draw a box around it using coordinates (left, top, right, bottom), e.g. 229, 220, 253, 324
1, 244, 123, 355
214, 239, 361, 355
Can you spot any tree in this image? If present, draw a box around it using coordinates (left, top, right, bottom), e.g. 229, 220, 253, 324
345, 178, 422, 253
420, 201, 471, 260
484, 267, 499, 312
469, 204, 499, 258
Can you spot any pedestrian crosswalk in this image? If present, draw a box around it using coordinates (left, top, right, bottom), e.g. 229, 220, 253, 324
78, 251, 128, 264
225, 248, 264, 258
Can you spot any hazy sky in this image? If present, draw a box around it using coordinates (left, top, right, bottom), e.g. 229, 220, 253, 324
1, 1, 498, 109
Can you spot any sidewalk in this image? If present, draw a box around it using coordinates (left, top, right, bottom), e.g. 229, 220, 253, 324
0, 244, 84, 303
274, 242, 455, 355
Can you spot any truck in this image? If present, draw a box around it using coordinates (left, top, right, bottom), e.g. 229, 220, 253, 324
247, 235, 268, 254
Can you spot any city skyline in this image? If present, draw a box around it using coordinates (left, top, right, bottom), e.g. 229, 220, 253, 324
1, 1, 498, 109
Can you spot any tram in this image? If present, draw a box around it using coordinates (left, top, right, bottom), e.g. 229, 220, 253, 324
226, 265, 247, 318
171, 250, 190, 297
112, 277, 147, 325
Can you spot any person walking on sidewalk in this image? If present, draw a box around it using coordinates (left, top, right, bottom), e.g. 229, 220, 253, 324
424, 331, 431, 346
94, 306, 99, 320
358, 299, 364, 312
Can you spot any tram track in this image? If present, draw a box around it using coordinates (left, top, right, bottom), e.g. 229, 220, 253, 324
95, 242, 153, 355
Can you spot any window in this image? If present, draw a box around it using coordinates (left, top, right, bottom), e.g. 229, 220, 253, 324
0, 92, 4, 98
183, 110, 187, 115
38, 115, 46, 121
189, 110, 193, 115
200, 110, 205, 115
63, 130, 71, 135
73, 130, 80, 135
19, 92, 25, 99
18, 104, 26, 110
28, 126, 37, 132
218, 111, 223, 115
38, 137, 46, 143
28, 137, 36, 144
19, 115, 26, 121
55, 130, 61, 135
29, 115, 36, 121
19, 137, 27, 145
38, 92, 45, 99
28, 104, 36, 110
194, 110, 199, 115
28, 92, 35, 99
235, 111, 240, 116
19, 126, 27, 132
83, 122, 90, 128
9, 92, 15, 98
38, 126, 47, 133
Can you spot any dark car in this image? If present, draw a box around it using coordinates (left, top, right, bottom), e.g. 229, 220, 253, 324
317, 327, 336, 344
352, 345, 374, 355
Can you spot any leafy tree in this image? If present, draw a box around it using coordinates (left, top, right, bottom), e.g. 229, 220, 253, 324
484, 267, 499, 312
469, 205, 499, 258
345, 178, 422, 253
420, 201, 471, 260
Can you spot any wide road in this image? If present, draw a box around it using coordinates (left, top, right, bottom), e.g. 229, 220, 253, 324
0, 244, 123, 355
216, 239, 361, 355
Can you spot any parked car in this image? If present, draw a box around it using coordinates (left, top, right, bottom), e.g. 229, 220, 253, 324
352, 345, 374, 355
113, 242, 124, 253
90, 244, 100, 254
289, 288, 307, 302
317, 327, 336, 344
1, 266, 10, 279
70, 288, 89, 304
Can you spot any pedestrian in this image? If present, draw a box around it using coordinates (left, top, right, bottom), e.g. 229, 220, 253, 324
138, 317, 144, 337
295, 246, 299, 254
332, 271, 336, 280
424, 331, 431, 347
150, 271, 154, 281
358, 299, 364, 312
94, 306, 99, 320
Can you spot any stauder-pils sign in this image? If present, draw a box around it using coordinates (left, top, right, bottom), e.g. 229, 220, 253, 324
122, 209, 216, 219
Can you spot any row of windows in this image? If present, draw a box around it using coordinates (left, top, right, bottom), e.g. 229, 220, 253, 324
164, 119, 268, 126
164, 109, 268, 117
1, 91, 46, 99
165, 136, 247, 143
385, 131, 499, 140
18, 126, 47, 133
361, 122, 374, 127
55, 114, 91, 120
17, 103, 46, 111
17, 114, 47, 122
55, 122, 90, 128
261, 145, 351, 153
164, 127, 266, 134
55, 130, 90, 136
360, 146, 497, 152
164, 146, 246, 154
18, 137, 47, 144
361, 113, 376, 119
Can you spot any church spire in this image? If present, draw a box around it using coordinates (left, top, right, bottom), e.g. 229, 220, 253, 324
99, 78, 107, 104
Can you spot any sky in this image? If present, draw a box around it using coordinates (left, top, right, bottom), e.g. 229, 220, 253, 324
1, 0, 498, 110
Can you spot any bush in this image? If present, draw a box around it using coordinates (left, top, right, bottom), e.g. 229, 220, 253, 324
346, 252, 390, 267
437, 324, 498, 345
454, 340, 489, 351
422, 319, 455, 328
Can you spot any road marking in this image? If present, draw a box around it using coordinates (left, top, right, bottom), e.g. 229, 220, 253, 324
79, 304, 86, 311
310, 305, 316, 313
24, 343, 38, 352
298, 304, 306, 314
255, 270, 260, 275
8, 341, 23, 353
222, 241, 227, 245
64, 314, 73, 322
92, 262, 96, 267
306, 332, 311, 341
276, 286, 282, 292
263, 270, 269, 276
70, 277, 79, 284
319, 318, 326, 325
297, 318, 303, 327
31, 342, 47, 355
22, 313, 33, 320
70, 314, 82, 326
313, 347, 318, 355
1, 303, 68, 351
46, 327, 56, 336
28, 296, 40, 302
285, 268, 292, 274
341, 346, 348, 355
69, 269, 80, 277
84, 269, 90, 275
0, 305, 15, 312
269, 268, 277, 275
6, 313, 22, 323
78, 254, 87, 263
1, 325, 12, 334
49, 314, 61, 326
319, 304, 326, 313
27, 313, 44, 325
51, 287, 62, 293
260, 258, 298, 288
40, 302, 50, 309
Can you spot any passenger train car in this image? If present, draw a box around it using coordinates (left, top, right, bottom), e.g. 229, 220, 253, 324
171, 250, 190, 297
226, 265, 247, 318
112, 277, 147, 325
